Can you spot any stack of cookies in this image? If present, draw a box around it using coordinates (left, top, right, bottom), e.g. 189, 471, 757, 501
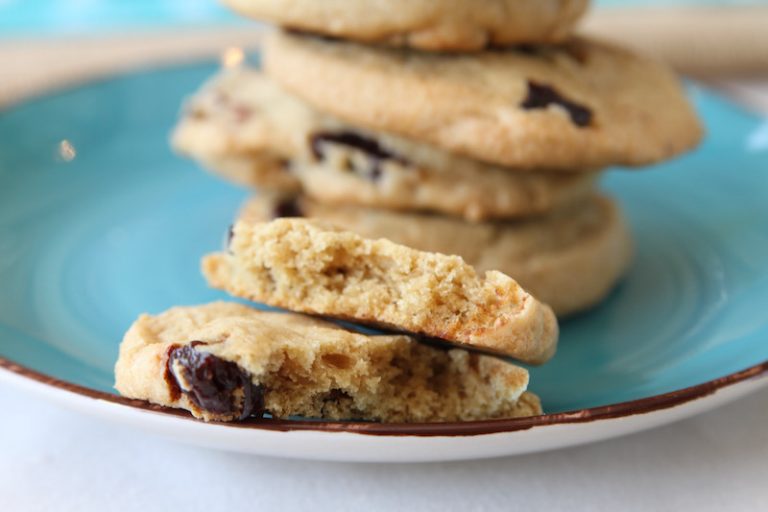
114, 0, 702, 424
172, 0, 702, 317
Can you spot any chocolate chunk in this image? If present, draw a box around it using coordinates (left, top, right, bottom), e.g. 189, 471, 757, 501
164, 344, 183, 401
310, 131, 397, 162
521, 81, 592, 127
309, 131, 408, 181
167, 343, 265, 420
272, 197, 304, 218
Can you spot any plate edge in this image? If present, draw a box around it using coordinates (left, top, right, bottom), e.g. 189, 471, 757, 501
1, 356, 766, 437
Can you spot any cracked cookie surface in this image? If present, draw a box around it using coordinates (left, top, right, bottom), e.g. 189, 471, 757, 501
264, 31, 703, 170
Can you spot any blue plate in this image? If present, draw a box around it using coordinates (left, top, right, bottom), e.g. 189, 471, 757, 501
0, 61, 767, 422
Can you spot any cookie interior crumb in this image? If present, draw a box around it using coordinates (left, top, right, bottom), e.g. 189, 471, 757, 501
202, 219, 558, 364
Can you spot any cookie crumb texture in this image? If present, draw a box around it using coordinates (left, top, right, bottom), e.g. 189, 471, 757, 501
115, 303, 540, 422
202, 219, 558, 364
241, 193, 633, 317
223, 0, 588, 50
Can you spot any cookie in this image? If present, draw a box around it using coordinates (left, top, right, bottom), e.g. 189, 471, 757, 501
173, 69, 599, 221
171, 71, 302, 191
223, 0, 588, 51
241, 192, 632, 316
264, 31, 703, 171
202, 219, 558, 364
114, 302, 542, 422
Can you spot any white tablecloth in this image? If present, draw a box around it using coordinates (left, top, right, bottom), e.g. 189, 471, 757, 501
1, 385, 767, 511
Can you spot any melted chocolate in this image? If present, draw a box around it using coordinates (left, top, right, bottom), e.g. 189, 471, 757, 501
167, 343, 265, 420
309, 131, 408, 182
164, 344, 182, 401
521, 81, 592, 127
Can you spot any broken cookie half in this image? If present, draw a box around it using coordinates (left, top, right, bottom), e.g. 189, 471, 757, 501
114, 302, 541, 422
203, 218, 558, 365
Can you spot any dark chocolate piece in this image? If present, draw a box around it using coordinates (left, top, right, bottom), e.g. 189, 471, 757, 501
309, 131, 408, 182
168, 343, 265, 420
164, 344, 182, 401
272, 197, 304, 218
309, 131, 399, 162
521, 81, 592, 127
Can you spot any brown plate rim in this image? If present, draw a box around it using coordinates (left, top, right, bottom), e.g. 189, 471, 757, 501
1, 356, 766, 437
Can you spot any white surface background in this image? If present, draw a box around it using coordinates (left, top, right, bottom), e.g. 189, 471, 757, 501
2, 25, 768, 512
1, 385, 767, 511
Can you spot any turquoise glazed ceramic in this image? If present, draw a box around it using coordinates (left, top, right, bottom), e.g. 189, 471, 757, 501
0, 62, 767, 419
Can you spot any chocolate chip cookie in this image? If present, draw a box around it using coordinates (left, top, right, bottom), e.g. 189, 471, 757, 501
173, 69, 598, 221
240, 192, 632, 316
202, 219, 558, 364
264, 30, 703, 170
223, 0, 589, 51
114, 302, 542, 422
